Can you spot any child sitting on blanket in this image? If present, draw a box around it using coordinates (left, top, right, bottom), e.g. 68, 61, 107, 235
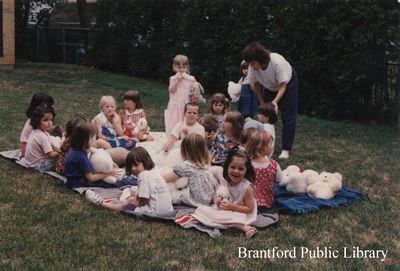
245, 130, 282, 212
20, 92, 54, 157
92, 96, 135, 150
85, 147, 174, 216
23, 106, 60, 173
63, 121, 122, 189
192, 147, 258, 238
119, 89, 154, 142
210, 111, 244, 166
162, 133, 218, 207
163, 102, 205, 152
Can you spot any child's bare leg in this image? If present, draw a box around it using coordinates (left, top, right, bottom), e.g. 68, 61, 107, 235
100, 201, 129, 212
95, 139, 112, 149
238, 225, 257, 238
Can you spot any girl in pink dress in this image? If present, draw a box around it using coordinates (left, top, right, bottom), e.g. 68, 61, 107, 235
245, 130, 282, 212
165, 55, 196, 136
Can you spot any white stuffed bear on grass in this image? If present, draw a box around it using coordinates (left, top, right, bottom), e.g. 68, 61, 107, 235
89, 148, 125, 184
307, 171, 343, 199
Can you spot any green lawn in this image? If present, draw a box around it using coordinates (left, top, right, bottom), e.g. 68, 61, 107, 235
0, 62, 399, 270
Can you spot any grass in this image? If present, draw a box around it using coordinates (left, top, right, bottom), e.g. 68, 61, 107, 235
0, 62, 399, 270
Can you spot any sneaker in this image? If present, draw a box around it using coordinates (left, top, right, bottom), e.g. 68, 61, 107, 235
85, 190, 103, 206
278, 150, 290, 159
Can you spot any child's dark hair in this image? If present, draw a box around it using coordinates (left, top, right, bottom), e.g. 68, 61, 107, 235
184, 102, 199, 113
224, 111, 244, 139
207, 93, 229, 114
26, 93, 54, 118
242, 42, 271, 66
240, 60, 249, 77
30, 106, 56, 129
61, 117, 87, 152
257, 102, 278, 124
125, 147, 155, 175
123, 90, 143, 109
223, 147, 255, 183
70, 121, 97, 150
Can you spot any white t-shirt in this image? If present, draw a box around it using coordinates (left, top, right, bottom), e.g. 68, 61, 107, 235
20, 119, 33, 143
171, 121, 205, 140
24, 129, 53, 168
134, 169, 174, 216
247, 53, 292, 92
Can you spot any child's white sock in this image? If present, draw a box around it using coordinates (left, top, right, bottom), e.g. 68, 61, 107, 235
85, 189, 103, 206
278, 150, 290, 159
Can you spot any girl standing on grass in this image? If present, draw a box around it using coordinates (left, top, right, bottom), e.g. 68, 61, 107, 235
85, 147, 174, 216
63, 121, 122, 189
119, 90, 153, 142
237, 60, 259, 119
165, 54, 196, 136
193, 147, 258, 238
20, 92, 54, 157
23, 106, 60, 173
92, 95, 135, 149
245, 130, 282, 212
211, 111, 244, 166
162, 133, 218, 207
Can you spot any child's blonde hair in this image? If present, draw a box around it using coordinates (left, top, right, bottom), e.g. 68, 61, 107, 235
207, 93, 229, 114
99, 96, 116, 111
245, 130, 272, 159
172, 54, 190, 73
180, 133, 209, 167
224, 111, 244, 139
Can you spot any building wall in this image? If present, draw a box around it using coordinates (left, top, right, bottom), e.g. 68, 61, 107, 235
0, 0, 15, 67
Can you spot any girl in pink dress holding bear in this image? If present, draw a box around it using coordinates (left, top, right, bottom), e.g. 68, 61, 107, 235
164, 54, 196, 136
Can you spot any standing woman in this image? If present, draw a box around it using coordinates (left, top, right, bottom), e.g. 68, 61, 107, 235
243, 42, 299, 159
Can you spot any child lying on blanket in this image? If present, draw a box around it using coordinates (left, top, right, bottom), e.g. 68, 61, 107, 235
162, 133, 218, 207
85, 147, 174, 217
63, 121, 122, 189
192, 147, 258, 238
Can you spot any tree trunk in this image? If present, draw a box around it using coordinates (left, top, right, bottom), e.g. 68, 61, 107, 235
76, 0, 89, 29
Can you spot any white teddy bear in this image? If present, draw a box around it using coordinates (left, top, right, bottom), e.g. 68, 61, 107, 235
227, 81, 241, 102
307, 171, 343, 199
89, 148, 125, 184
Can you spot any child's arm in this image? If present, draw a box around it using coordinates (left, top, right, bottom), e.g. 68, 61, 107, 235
168, 74, 182, 93
250, 82, 265, 105
162, 171, 180, 183
119, 111, 125, 129
93, 117, 110, 141
162, 135, 177, 152
220, 186, 255, 214
84, 168, 121, 182
111, 114, 124, 136
47, 150, 60, 158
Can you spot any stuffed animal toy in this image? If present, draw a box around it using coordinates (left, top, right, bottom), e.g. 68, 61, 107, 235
89, 148, 125, 184
307, 171, 343, 199
105, 147, 129, 167
49, 126, 64, 152
189, 82, 206, 104
227, 81, 241, 102
134, 118, 150, 141
280, 165, 308, 193
119, 186, 139, 201
199, 115, 219, 148
213, 185, 230, 209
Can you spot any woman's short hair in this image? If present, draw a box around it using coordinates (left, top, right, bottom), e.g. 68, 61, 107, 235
242, 42, 271, 66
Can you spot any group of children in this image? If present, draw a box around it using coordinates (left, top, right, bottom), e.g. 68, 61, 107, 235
18, 54, 283, 238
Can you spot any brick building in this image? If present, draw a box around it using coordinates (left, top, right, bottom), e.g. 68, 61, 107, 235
0, 0, 15, 68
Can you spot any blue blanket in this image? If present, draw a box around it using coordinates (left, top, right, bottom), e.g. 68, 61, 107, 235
272, 184, 369, 214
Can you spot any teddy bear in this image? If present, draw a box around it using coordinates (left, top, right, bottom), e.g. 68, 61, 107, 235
280, 165, 319, 194
49, 126, 64, 152
119, 185, 139, 201
105, 147, 129, 167
189, 81, 206, 104
227, 81, 241, 102
307, 171, 343, 199
134, 118, 150, 141
213, 185, 231, 209
89, 148, 125, 184
199, 114, 219, 148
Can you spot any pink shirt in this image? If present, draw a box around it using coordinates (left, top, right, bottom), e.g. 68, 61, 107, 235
24, 129, 53, 168
20, 119, 33, 143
